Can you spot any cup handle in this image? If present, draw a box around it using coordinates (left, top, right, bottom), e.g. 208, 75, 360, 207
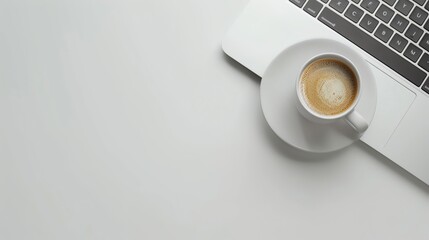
345, 110, 369, 133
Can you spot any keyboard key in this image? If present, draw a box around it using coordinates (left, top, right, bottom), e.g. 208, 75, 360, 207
419, 33, 429, 51
390, 14, 410, 32
318, 8, 427, 86
351, 0, 361, 3
345, 4, 365, 22
383, 0, 398, 5
404, 43, 423, 62
418, 53, 429, 71
405, 24, 424, 42
376, 4, 395, 22
360, 14, 380, 32
321, 0, 329, 3
361, 0, 381, 12
422, 79, 429, 94
290, 0, 307, 7
412, 0, 426, 6
330, 0, 350, 13
304, 0, 324, 16
389, 33, 408, 52
375, 24, 394, 42
395, 0, 414, 15
410, 6, 428, 24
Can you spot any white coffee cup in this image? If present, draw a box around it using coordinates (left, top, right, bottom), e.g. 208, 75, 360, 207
295, 53, 369, 133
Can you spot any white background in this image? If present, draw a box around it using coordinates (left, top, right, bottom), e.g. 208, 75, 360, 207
0, 0, 428, 239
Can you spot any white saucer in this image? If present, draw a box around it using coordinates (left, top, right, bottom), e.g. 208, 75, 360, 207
260, 39, 377, 153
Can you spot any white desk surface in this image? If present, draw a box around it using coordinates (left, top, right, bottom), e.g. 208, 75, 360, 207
0, 0, 428, 239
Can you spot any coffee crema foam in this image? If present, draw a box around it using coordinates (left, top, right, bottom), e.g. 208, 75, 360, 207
300, 59, 358, 116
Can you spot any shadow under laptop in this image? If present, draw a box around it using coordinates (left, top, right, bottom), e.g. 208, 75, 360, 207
357, 141, 429, 194
222, 52, 261, 84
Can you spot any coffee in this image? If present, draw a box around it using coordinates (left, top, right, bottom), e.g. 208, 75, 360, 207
300, 58, 358, 116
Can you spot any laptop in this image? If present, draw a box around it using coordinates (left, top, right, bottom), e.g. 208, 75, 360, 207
222, 0, 429, 184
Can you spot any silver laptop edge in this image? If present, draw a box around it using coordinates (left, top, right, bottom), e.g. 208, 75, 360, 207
223, 0, 429, 184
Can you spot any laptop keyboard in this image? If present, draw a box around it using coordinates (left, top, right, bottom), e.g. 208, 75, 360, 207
290, 0, 429, 92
